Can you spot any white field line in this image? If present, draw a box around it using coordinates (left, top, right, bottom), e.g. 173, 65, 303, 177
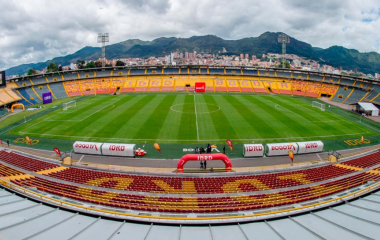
194, 94, 199, 141
316, 153, 322, 161
18, 131, 368, 142
274, 104, 310, 122
0, 119, 33, 135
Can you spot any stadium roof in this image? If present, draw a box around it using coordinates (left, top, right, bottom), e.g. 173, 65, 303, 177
1, 188, 380, 239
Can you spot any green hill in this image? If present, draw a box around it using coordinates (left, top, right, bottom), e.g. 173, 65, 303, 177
6, 32, 380, 76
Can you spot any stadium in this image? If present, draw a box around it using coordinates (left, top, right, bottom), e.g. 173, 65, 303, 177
0, 66, 380, 239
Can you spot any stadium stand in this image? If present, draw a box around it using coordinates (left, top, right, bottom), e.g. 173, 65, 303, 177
325, 76, 340, 84
258, 70, 275, 77
120, 79, 136, 92
275, 71, 291, 78
79, 71, 96, 79
25, 87, 42, 103
227, 79, 240, 92
239, 79, 254, 92
0, 151, 58, 172
33, 85, 52, 100
48, 82, 68, 99
331, 85, 352, 102
355, 80, 370, 89
30, 76, 48, 85
18, 88, 39, 104
339, 77, 356, 86
164, 68, 179, 74
95, 70, 112, 77
344, 89, 369, 104
306, 82, 322, 98
3, 83, 21, 101
148, 78, 162, 92
277, 80, 292, 95
320, 84, 339, 97
225, 69, 241, 75
308, 74, 324, 82
95, 78, 111, 94
292, 80, 307, 96
0, 108, 8, 116
200, 68, 208, 74
180, 68, 188, 74
243, 69, 259, 76
261, 79, 279, 93
251, 79, 267, 93
293, 72, 308, 80
161, 78, 175, 91
129, 69, 145, 75
113, 69, 128, 76
214, 79, 228, 91
146, 68, 162, 74
0, 88, 18, 105
109, 77, 124, 93
62, 73, 79, 80
45, 75, 61, 83
174, 78, 188, 91
209, 68, 225, 75
80, 79, 96, 95
189, 68, 200, 74
64, 81, 82, 97
15, 79, 33, 87
135, 79, 149, 92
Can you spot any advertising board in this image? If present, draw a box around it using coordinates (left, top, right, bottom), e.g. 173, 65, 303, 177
243, 144, 264, 157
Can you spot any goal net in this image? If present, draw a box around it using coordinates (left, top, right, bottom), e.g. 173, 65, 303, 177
312, 101, 325, 111
63, 100, 76, 110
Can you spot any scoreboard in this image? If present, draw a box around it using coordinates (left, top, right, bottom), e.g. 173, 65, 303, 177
0, 71, 5, 87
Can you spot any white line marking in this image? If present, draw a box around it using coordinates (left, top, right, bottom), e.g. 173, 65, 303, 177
194, 94, 199, 141
274, 104, 310, 122
78, 155, 84, 163
316, 153, 322, 161
18, 132, 368, 142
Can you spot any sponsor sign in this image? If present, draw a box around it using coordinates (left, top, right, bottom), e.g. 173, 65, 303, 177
195, 82, 206, 92
296, 141, 324, 154
226, 139, 233, 151
102, 143, 136, 157
288, 150, 294, 162
73, 141, 102, 155
243, 144, 264, 157
266, 142, 298, 156
42, 92, 52, 104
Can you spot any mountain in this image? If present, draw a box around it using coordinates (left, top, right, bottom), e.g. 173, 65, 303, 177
5, 32, 380, 76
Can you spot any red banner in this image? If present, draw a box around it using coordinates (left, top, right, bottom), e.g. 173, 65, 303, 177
153, 142, 161, 153
54, 147, 61, 156
226, 139, 233, 151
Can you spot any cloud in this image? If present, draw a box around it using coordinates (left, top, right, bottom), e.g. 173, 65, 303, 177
1, 0, 380, 70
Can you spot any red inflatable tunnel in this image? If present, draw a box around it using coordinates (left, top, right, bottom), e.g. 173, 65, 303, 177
177, 153, 232, 173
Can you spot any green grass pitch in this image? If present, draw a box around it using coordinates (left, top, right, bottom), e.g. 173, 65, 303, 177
9, 93, 377, 144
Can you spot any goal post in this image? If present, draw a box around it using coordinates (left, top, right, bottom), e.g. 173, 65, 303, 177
63, 100, 76, 110
312, 101, 325, 111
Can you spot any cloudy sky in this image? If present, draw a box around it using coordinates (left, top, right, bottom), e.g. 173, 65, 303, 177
1, 0, 379, 70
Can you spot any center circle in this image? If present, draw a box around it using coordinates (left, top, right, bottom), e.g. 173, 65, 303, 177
170, 103, 221, 114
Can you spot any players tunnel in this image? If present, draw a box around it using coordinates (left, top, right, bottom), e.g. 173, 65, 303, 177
177, 153, 232, 173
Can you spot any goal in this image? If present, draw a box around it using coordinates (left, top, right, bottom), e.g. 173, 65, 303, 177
63, 100, 76, 110
312, 101, 325, 111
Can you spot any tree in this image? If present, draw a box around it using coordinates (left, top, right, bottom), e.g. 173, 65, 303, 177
84, 61, 96, 69
27, 68, 37, 75
278, 61, 290, 68
76, 60, 85, 69
95, 61, 102, 68
115, 60, 126, 67
46, 62, 58, 73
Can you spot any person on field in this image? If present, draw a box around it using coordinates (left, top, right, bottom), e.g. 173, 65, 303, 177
6, 139, 9, 147
200, 161, 203, 169
223, 145, 226, 154
207, 145, 211, 154
195, 147, 199, 154
200, 147, 205, 154
204, 160, 207, 169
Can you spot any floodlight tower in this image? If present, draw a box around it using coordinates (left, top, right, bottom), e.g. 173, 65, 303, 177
97, 33, 109, 69
278, 34, 290, 68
